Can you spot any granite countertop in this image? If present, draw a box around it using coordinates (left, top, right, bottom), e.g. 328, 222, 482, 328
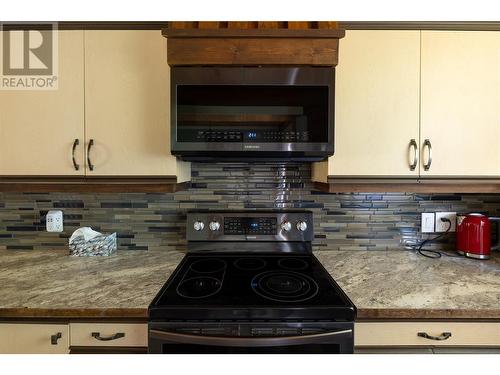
0, 249, 499, 320
315, 251, 500, 319
0, 249, 184, 318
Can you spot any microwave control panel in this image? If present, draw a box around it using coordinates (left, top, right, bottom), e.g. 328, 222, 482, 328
193, 130, 310, 143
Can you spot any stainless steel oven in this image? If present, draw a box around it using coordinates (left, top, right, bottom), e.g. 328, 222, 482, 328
170, 66, 334, 162
148, 211, 356, 354
149, 322, 354, 354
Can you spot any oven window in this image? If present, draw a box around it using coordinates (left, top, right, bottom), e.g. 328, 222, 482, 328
176, 85, 329, 143
160, 343, 341, 354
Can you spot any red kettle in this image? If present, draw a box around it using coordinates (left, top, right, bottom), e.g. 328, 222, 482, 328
456, 213, 500, 260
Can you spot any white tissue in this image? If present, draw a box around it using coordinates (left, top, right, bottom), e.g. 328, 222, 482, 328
69, 227, 102, 242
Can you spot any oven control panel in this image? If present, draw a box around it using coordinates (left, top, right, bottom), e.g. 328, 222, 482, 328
224, 217, 277, 235
187, 211, 313, 242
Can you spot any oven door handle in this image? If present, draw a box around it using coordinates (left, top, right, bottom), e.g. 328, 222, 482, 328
149, 329, 352, 347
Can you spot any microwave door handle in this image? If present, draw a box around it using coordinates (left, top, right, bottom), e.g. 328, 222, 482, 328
149, 329, 352, 347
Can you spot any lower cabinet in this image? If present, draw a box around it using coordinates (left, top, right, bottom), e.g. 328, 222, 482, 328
0, 324, 69, 354
0, 322, 147, 354
355, 322, 500, 348
3, 321, 499, 353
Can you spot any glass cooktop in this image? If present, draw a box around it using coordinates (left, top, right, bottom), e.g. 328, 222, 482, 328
149, 254, 356, 321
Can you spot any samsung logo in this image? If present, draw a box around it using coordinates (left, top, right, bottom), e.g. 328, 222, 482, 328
244, 145, 260, 149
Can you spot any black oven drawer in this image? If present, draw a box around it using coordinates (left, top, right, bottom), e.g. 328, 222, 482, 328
148, 322, 354, 354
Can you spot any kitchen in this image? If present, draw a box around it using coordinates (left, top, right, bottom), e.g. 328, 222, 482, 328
1, 0, 500, 372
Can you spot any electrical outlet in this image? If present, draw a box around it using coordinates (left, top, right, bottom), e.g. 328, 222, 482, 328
435, 212, 456, 232
46, 210, 63, 232
421, 212, 435, 233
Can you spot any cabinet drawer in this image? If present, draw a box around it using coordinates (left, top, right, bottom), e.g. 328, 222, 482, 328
0, 323, 69, 354
355, 322, 500, 347
70, 323, 147, 347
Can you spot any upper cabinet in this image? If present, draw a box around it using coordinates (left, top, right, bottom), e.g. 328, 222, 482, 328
420, 31, 500, 177
0, 31, 85, 176
312, 30, 420, 182
313, 29, 500, 183
84, 30, 189, 179
0, 29, 190, 183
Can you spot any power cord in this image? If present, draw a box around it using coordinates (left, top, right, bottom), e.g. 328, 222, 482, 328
412, 218, 462, 259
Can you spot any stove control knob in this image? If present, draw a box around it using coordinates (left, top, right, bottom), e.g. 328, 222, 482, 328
193, 221, 205, 231
296, 221, 308, 232
209, 221, 221, 231
281, 221, 292, 232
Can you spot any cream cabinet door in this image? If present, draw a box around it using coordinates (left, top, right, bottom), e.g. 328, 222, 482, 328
312, 30, 420, 182
356, 322, 500, 347
421, 31, 500, 177
70, 323, 147, 347
0, 31, 85, 175
84, 30, 189, 178
0, 323, 69, 354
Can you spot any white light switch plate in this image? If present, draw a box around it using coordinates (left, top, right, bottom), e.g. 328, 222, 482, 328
46, 210, 63, 232
435, 212, 456, 232
421, 213, 435, 233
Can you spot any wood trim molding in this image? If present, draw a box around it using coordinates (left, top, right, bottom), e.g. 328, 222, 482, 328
0, 22, 169, 30
0, 177, 189, 193
356, 308, 500, 320
1, 307, 498, 320
0, 308, 148, 319
315, 179, 500, 194
338, 21, 500, 31
3, 22, 500, 31
166, 37, 339, 66
163, 27, 344, 66
162, 28, 346, 38
161, 22, 344, 66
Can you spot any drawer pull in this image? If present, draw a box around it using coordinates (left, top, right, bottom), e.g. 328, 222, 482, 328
417, 332, 452, 341
91, 332, 125, 341
51, 332, 62, 345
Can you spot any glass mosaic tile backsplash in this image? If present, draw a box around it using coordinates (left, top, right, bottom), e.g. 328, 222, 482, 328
2, 163, 500, 251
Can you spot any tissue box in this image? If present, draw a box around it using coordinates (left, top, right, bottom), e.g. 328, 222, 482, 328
69, 232, 117, 256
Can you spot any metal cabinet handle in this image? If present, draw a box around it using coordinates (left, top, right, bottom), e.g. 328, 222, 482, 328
423, 139, 432, 171
91, 332, 125, 341
417, 332, 452, 341
51, 332, 62, 345
87, 139, 94, 171
71, 139, 80, 171
409, 139, 418, 171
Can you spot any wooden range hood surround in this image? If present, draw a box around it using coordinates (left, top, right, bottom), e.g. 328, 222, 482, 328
162, 21, 345, 66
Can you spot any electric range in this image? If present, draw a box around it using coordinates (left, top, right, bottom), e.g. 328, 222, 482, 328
148, 210, 356, 354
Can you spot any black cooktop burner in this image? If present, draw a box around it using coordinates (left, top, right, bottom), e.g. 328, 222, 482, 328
177, 276, 222, 299
251, 270, 318, 302
278, 257, 309, 270
190, 259, 227, 273
234, 257, 267, 271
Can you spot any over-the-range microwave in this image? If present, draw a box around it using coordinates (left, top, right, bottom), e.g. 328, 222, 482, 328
170, 66, 334, 162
